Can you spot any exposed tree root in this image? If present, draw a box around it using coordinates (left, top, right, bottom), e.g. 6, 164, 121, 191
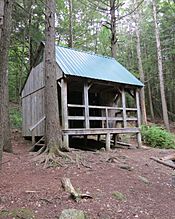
32, 145, 73, 168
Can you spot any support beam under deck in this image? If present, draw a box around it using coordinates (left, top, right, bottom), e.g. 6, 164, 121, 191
136, 89, 142, 148
61, 78, 69, 149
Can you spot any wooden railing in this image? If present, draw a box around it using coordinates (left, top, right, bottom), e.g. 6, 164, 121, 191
67, 104, 138, 129
29, 116, 46, 144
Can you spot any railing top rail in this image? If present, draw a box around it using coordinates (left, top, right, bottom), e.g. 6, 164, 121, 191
29, 116, 46, 132
67, 103, 137, 111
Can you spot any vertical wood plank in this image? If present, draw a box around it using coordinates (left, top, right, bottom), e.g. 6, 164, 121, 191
136, 132, 142, 148
63, 135, 69, 149
61, 78, 69, 148
61, 78, 68, 129
106, 132, 111, 151
105, 108, 109, 128
121, 88, 127, 128
32, 130, 35, 145
136, 89, 142, 148
136, 89, 141, 127
84, 81, 89, 128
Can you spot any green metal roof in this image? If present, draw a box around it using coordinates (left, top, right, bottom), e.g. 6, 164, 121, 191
55, 46, 143, 87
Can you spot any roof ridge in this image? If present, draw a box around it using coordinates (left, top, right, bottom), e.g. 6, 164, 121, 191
56, 45, 115, 60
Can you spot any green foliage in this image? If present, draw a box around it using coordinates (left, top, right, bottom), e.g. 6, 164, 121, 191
141, 125, 175, 149
10, 107, 22, 129
8, 0, 175, 120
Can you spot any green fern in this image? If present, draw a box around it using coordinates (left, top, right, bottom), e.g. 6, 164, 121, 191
141, 125, 175, 149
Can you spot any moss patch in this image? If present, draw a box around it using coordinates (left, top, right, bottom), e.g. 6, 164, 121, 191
0, 208, 35, 219
112, 191, 126, 201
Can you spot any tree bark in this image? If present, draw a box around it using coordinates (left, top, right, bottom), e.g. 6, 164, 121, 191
68, 0, 73, 48
152, 0, 170, 130
0, 0, 13, 168
0, 0, 4, 40
44, 0, 62, 151
134, 0, 147, 125
147, 80, 155, 121
109, 0, 117, 59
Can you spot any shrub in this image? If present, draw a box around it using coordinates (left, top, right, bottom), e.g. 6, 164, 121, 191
141, 125, 175, 149
10, 108, 22, 129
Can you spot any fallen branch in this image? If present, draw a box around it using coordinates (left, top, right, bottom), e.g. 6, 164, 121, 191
106, 157, 119, 163
115, 141, 132, 148
81, 161, 92, 169
25, 190, 37, 193
61, 177, 92, 201
151, 157, 175, 169
161, 154, 175, 161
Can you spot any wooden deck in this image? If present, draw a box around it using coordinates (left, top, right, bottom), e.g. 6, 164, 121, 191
62, 127, 140, 135
62, 127, 141, 151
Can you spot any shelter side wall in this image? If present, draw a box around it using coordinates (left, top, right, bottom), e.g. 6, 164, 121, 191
22, 88, 45, 136
22, 62, 63, 99
22, 62, 44, 98
22, 62, 63, 137
56, 64, 63, 80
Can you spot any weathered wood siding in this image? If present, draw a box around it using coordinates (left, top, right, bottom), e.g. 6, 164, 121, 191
22, 62, 63, 136
22, 62, 44, 136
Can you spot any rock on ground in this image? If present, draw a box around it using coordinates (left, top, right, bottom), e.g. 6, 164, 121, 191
59, 209, 86, 219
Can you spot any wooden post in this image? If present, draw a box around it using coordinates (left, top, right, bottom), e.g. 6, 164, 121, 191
106, 132, 111, 151
105, 108, 109, 128
32, 130, 35, 145
113, 90, 121, 145
121, 89, 127, 128
61, 78, 69, 148
84, 81, 89, 128
136, 89, 142, 148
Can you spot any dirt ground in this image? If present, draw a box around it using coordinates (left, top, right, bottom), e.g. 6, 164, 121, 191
0, 132, 175, 219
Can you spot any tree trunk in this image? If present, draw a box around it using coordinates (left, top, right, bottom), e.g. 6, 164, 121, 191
110, 0, 117, 59
134, 1, 147, 125
28, 0, 34, 70
0, 0, 4, 40
0, 0, 13, 168
147, 80, 155, 121
68, 0, 73, 48
152, 0, 170, 130
44, 0, 62, 151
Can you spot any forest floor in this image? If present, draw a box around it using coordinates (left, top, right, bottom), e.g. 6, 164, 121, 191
0, 131, 175, 219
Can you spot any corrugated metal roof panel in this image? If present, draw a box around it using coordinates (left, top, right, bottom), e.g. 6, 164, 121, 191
55, 46, 143, 87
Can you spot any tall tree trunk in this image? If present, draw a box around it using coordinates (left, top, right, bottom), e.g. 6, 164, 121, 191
147, 80, 155, 121
68, 0, 73, 48
0, 0, 4, 40
109, 0, 117, 59
94, 24, 98, 53
0, 0, 13, 168
0, 0, 3, 167
45, 0, 62, 151
28, 0, 34, 70
134, 1, 147, 125
152, 0, 170, 130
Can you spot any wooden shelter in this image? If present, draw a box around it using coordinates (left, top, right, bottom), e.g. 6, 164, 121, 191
21, 43, 144, 150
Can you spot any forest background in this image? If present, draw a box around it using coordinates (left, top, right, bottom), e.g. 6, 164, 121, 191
7, 0, 175, 129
